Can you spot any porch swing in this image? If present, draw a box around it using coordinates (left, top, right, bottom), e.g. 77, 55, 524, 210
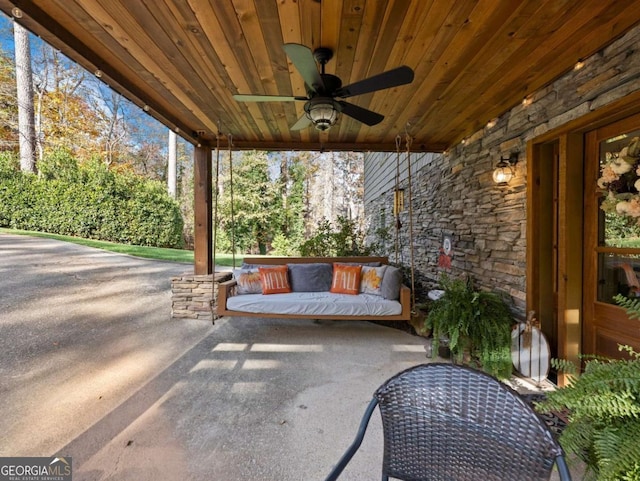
214, 135, 413, 322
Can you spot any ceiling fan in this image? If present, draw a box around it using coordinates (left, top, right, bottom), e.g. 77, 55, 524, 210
233, 43, 415, 132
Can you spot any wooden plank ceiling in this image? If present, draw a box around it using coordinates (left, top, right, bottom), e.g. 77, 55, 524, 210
2, 0, 640, 152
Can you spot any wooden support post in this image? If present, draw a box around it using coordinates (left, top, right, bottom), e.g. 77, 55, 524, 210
194, 144, 212, 275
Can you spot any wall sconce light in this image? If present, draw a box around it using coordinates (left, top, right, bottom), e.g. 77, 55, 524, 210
493, 152, 519, 185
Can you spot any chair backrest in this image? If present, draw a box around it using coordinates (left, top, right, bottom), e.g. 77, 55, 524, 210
375, 363, 565, 481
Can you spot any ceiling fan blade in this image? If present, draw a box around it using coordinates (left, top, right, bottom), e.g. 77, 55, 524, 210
290, 115, 312, 131
233, 94, 306, 102
338, 101, 384, 126
335, 66, 414, 98
283, 43, 325, 93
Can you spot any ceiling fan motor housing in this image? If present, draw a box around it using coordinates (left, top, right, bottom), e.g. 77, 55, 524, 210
313, 47, 333, 66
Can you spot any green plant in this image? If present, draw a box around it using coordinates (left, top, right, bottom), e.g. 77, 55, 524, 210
535, 294, 640, 481
0, 150, 184, 248
537, 347, 640, 481
425, 274, 514, 379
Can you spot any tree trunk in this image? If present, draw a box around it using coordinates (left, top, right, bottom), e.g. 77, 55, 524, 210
14, 22, 36, 172
168, 130, 177, 197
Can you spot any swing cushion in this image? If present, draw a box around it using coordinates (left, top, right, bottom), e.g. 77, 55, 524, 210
225, 291, 403, 317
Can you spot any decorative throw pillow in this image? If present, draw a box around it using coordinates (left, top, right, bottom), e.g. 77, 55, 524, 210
288, 263, 333, 292
233, 268, 262, 294
380, 266, 402, 300
330, 264, 362, 295
360, 265, 388, 296
258, 266, 291, 294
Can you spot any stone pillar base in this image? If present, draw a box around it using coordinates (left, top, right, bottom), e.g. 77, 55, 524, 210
171, 271, 232, 322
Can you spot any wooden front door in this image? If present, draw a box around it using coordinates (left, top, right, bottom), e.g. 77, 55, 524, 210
584, 113, 640, 358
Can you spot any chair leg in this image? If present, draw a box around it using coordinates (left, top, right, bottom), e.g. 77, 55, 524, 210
324, 398, 379, 481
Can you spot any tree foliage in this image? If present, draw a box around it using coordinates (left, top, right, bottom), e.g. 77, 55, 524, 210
299, 216, 372, 257
7, 29, 176, 178
0, 50, 17, 151
215, 150, 310, 255
218, 151, 275, 254
0, 149, 183, 247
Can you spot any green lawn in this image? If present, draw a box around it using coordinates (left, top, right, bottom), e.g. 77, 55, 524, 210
0, 228, 243, 266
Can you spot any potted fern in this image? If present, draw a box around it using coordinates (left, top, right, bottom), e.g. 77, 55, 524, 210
536, 294, 640, 481
425, 274, 514, 379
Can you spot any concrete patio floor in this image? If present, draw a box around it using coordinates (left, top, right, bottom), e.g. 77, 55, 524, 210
0, 233, 575, 480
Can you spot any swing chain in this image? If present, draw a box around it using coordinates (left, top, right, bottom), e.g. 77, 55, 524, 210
404, 133, 416, 314
212, 132, 221, 274
394, 135, 403, 265
227, 133, 237, 269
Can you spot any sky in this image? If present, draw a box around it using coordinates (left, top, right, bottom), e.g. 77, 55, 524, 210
0, 13, 12, 53
0, 11, 189, 157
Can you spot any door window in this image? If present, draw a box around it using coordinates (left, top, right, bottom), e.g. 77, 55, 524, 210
596, 130, 640, 302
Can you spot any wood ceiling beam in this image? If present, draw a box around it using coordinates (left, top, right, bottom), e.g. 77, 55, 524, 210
224, 139, 445, 153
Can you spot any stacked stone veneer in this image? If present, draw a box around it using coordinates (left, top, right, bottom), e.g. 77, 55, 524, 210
365, 24, 640, 317
171, 271, 232, 321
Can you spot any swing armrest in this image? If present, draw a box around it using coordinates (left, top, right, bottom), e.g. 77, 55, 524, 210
399, 284, 411, 320
216, 279, 238, 314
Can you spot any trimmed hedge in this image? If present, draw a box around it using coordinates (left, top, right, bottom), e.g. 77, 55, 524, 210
0, 150, 184, 248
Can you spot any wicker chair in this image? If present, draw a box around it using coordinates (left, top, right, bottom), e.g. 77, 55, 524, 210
324, 363, 571, 481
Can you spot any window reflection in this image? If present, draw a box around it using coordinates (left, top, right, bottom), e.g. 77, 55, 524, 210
598, 253, 640, 302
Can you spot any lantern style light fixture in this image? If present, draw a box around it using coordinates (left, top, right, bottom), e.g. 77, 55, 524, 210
304, 97, 340, 131
493, 152, 519, 185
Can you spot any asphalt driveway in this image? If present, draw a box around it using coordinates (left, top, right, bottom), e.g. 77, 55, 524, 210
0, 233, 431, 480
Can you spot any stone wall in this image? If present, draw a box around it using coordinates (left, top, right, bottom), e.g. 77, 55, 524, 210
364, 24, 640, 318
171, 271, 232, 322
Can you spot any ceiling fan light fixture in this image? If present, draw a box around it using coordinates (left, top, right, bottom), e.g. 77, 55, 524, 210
305, 98, 340, 131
